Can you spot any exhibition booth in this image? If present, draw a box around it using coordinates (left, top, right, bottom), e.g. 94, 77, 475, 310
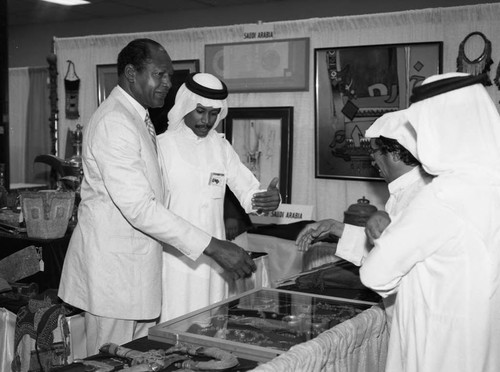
2, 3, 500, 371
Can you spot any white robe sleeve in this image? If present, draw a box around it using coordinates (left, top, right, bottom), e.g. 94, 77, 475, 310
223, 139, 262, 213
359, 191, 462, 297
336, 224, 371, 266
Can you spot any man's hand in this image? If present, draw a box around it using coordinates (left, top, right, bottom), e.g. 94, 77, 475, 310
224, 217, 240, 241
252, 177, 280, 213
295, 219, 345, 252
365, 211, 391, 245
204, 237, 257, 279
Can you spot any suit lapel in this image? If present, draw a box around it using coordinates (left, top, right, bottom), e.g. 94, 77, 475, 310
111, 87, 164, 202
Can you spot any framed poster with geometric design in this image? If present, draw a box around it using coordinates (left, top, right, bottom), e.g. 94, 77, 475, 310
205, 38, 309, 93
314, 42, 442, 180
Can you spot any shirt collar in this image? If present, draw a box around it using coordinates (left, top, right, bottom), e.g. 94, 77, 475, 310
388, 166, 424, 195
117, 85, 148, 121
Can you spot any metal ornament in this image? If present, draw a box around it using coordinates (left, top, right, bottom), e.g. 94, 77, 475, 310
64, 60, 81, 119
456, 32, 493, 83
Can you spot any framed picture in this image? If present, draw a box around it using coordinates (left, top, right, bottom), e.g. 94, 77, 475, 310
223, 107, 293, 203
205, 38, 309, 93
96, 59, 200, 134
96, 64, 117, 106
314, 42, 442, 180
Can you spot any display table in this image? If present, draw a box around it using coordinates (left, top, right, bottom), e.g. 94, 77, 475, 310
80, 304, 387, 372
77, 305, 386, 372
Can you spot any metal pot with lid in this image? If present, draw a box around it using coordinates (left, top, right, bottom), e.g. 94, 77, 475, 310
343, 196, 378, 227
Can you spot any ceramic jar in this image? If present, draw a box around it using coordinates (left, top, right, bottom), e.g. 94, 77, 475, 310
343, 196, 378, 227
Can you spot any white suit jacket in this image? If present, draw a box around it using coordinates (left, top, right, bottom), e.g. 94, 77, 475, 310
58, 87, 211, 320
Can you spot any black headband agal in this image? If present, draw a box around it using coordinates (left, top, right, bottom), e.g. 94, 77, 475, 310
409, 73, 491, 104
185, 73, 228, 100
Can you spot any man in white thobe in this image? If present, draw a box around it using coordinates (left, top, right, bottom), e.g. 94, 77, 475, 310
296, 111, 433, 327
360, 72, 500, 371
157, 73, 280, 322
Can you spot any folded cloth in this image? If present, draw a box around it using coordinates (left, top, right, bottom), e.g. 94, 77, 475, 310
0, 277, 11, 293
278, 260, 381, 303
296, 260, 367, 290
0, 245, 41, 282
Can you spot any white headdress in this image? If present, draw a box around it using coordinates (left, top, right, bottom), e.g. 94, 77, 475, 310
167, 73, 228, 132
365, 110, 417, 159
401, 72, 500, 179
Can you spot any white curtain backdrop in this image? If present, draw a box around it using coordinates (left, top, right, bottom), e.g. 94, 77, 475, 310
53, 4, 500, 221
8, 67, 51, 186
8, 68, 30, 184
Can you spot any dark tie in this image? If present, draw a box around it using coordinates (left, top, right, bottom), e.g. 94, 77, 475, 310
145, 113, 157, 153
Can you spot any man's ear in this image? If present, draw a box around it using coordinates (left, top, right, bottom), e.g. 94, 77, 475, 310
124, 64, 136, 83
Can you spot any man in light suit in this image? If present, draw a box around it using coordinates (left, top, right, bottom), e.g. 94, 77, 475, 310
58, 39, 263, 356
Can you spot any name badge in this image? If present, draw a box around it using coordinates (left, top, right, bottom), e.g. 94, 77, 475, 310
209, 173, 224, 187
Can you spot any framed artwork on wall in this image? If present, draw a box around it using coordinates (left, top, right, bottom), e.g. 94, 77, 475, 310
223, 107, 293, 203
96, 59, 200, 134
96, 64, 116, 106
205, 38, 309, 93
314, 42, 442, 180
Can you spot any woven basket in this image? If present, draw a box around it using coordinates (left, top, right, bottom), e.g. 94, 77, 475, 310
20, 191, 75, 239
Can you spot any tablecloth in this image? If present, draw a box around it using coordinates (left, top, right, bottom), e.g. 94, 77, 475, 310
250, 304, 388, 372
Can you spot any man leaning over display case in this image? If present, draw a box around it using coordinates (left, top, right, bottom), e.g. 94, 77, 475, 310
360, 72, 500, 372
295, 110, 433, 327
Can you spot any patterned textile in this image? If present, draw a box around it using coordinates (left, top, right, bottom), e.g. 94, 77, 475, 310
12, 296, 71, 372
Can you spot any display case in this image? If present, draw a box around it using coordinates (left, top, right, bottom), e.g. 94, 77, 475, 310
149, 288, 376, 362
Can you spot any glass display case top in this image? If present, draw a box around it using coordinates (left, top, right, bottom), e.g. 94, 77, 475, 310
149, 288, 376, 362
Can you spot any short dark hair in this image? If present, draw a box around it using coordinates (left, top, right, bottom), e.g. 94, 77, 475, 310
117, 38, 163, 76
375, 136, 420, 166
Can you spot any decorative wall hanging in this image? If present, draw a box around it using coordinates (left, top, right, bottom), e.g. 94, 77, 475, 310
222, 107, 293, 203
314, 42, 442, 180
456, 31, 493, 84
96, 60, 199, 134
205, 38, 309, 92
64, 60, 80, 119
47, 53, 58, 155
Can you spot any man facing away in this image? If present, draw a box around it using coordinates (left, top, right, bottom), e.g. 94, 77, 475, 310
360, 72, 500, 371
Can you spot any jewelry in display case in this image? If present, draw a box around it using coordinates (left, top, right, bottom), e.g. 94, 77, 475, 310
149, 288, 376, 362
